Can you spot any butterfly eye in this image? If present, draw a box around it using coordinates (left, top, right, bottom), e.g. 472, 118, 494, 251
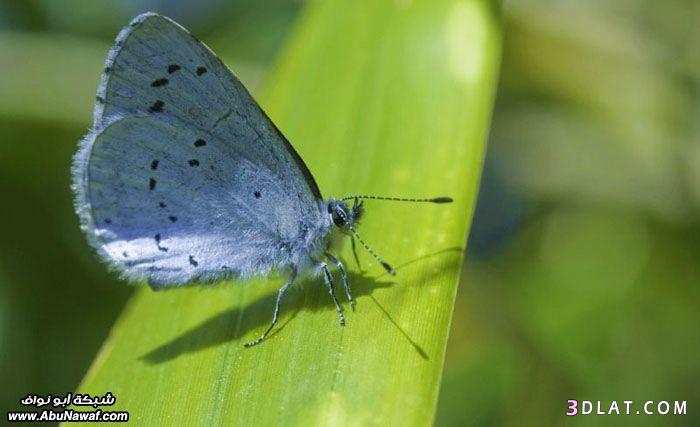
330, 206, 348, 227
332, 214, 346, 227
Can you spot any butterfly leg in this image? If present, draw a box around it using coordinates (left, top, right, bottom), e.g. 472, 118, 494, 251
325, 252, 354, 307
319, 262, 346, 325
350, 235, 362, 271
244, 266, 298, 347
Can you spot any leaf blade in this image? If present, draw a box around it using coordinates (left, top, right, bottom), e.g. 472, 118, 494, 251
74, 0, 501, 425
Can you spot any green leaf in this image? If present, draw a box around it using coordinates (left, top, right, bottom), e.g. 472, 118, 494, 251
74, 1, 501, 425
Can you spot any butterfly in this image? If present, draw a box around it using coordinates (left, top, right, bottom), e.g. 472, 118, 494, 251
72, 12, 452, 346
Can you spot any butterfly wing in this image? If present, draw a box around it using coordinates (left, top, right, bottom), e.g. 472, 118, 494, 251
73, 13, 329, 286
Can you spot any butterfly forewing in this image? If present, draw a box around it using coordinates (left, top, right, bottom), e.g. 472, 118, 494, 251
74, 13, 326, 285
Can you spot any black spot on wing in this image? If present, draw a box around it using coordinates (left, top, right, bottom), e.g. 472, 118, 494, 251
188, 159, 199, 167
254, 191, 261, 199
168, 215, 178, 223
167, 64, 181, 74
196, 66, 207, 76
151, 78, 169, 87
159, 202, 167, 208
148, 100, 164, 113
149, 178, 156, 190
104, 218, 112, 224
189, 255, 198, 267
194, 138, 206, 147
154, 233, 168, 252
151, 160, 159, 170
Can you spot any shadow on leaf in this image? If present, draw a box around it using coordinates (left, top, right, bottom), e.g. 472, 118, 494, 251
141, 246, 463, 364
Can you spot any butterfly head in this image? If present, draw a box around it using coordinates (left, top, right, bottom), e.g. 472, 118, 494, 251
325, 194, 451, 276
327, 198, 364, 230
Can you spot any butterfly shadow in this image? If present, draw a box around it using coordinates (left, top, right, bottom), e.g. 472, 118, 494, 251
141, 246, 463, 364
141, 270, 392, 364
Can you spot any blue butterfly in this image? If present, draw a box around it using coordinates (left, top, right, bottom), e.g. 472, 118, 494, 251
72, 13, 451, 346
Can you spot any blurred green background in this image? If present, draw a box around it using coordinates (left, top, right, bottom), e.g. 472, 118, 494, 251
0, 1, 697, 426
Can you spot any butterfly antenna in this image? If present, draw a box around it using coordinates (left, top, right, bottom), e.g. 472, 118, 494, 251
341, 195, 453, 204
348, 226, 395, 275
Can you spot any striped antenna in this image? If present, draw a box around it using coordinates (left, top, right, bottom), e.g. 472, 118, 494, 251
341, 195, 453, 203
349, 226, 395, 275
